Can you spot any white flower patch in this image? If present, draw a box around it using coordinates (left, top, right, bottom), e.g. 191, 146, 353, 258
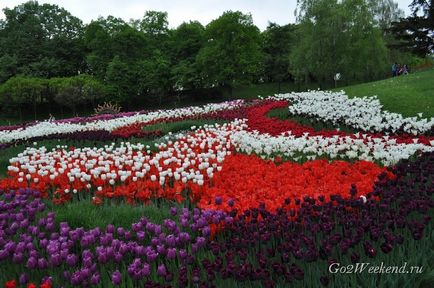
230, 123, 433, 165
269, 91, 434, 135
7, 121, 246, 189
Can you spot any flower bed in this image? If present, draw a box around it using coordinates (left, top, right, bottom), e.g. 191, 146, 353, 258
196, 154, 392, 213
0, 92, 433, 287
1, 152, 432, 287
270, 91, 434, 134
0, 100, 245, 145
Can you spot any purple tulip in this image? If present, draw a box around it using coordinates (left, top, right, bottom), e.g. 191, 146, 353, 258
157, 264, 167, 277
111, 270, 122, 285
167, 248, 177, 259
90, 273, 100, 285
19, 273, 28, 285
142, 263, 151, 276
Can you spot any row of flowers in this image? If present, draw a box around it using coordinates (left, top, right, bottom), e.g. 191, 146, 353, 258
2, 141, 391, 212
246, 100, 434, 145
0, 100, 245, 144
268, 91, 434, 135
1, 123, 236, 206
0, 188, 230, 287
0, 111, 147, 133
231, 125, 434, 166
2, 151, 433, 287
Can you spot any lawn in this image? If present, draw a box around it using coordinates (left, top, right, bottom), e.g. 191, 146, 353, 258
334, 69, 434, 117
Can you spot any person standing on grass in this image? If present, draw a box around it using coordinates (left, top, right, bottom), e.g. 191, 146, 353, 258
392, 62, 397, 77
403, 64, 410, 75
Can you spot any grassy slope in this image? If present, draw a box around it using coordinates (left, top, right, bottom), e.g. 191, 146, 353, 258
334, 69, 434, 117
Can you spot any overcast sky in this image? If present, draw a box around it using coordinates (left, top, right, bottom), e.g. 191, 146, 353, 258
0, 0, 414, 31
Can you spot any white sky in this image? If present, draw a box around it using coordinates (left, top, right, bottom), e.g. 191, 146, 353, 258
0, 0, 414, 31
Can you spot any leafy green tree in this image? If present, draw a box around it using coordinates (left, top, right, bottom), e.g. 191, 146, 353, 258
262, 23, 295, 92
84, 16, 148, 107
0, 76, 47, 120
105, 56, 137, 104
84, 16, 129, 79
170, 21, 205, 91
140, 11, 169, 36
51, 74, 107, 115
0, 54, 17, 84
196, 11, 263, 97
389, 0, 433, 56
112, 26, 147, 61
0, 1, 84, 79
138, 51, 172, 105
292, 0, 388, 87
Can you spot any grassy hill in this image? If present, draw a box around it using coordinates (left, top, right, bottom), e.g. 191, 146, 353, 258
231, 69, 434, 118
334, 69, 434, 117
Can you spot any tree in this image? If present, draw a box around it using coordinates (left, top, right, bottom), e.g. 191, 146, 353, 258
170, 21, 205, 91
112, 26, 147, 61
0, 1, 85, 79
51, 75, 107, 115
262, 23, 295, 92
84, 16, 129, 79
389, 0, 433, 56
138, 51, 172, 105
196, 11, 263, 97
0, 54, 17, 84
140, 11, 169, 36
291, 0, 388, 87
368, 0, 404, 31
105, 56, 137, 104
0, 76, 47, 120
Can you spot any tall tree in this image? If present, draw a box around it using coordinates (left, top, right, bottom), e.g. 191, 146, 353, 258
196, 11, 263, 97
262, 23, 295, 91
0, 1, 84, 79
140, 11, 170, 55
292, 0, 388, 87
170, 21, 205, 91
368, 0, 404, 31
105, 55, 137, 104
389, 0, 433, 56
138, 51, 172, 105
84, 16, 129, 79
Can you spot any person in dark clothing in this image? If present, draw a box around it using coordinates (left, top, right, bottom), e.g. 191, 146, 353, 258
391, 63, 397, 76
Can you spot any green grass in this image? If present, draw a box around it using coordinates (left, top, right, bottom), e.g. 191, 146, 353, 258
228, 81, 319, 100
333, 69, 434, 117
267, 107, 357, 134
42, 199, 178, 230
